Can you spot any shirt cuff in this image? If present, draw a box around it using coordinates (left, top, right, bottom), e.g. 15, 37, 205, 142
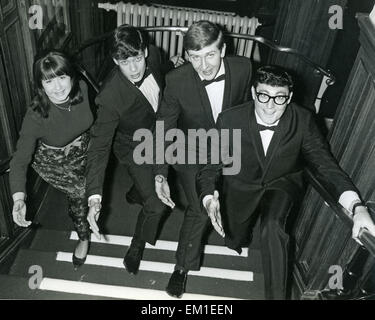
12, 192, 26, 202
338, 191, 361, 212
203, 195, 213, 209
88, 194, 102, 205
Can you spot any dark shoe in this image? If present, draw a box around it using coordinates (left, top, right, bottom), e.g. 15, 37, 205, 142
123, 241, 145, 275
126, 185, 143, 205
166, 270, 187, 298
72, 240, 89, 270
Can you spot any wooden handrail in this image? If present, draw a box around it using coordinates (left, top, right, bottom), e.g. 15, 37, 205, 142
305, 168, 375, 258
73, 26, 335, 85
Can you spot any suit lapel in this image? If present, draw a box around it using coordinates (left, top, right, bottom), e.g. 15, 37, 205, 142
193, 69, 216, 127
248, 106, 265, 168
222, 58, 232, 111
262, 107, 291, 175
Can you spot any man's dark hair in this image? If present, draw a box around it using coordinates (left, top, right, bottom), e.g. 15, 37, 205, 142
184, 20, 224, 51
253, 65, 294, 92
111, 25, 147, 61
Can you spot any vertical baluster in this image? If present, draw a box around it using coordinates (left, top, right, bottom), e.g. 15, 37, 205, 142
148, 6, 156, 44
244, 18, 255, 59
124, 2, 131, 26
176, 10, 184, 57
135, 3, 140, 26
170, 8, 178, 58
237, 17, 246, 57
184, 11, 194, 59
162, 9, 170, 57
155, 8, 162, 49
233, 16, 241, 55
140, 5, 146, 27
62, 0, 70, 33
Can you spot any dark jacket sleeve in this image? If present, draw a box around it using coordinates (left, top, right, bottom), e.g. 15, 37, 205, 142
302, 113, 358, 199
85, 93, 120, 197
196, 115, 225, 201
153, 72, 182, 177
9, 109, 42, 195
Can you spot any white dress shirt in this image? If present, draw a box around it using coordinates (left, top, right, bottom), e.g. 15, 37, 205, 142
138, 73, 160, 113
199, 61, 225, 123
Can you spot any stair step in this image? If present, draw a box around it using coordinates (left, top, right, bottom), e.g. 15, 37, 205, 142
10, 248, 264, 299
0, 274, 116, 300
38, 277, 242, 300
30, 229, 263, 272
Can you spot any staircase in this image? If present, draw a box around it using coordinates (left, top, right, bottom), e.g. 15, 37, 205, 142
0, 163, 265, 300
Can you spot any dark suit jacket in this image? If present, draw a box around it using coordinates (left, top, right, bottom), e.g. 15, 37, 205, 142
154, 56, 252, 177
197, 101, 358, 224
86, 46, 167, 197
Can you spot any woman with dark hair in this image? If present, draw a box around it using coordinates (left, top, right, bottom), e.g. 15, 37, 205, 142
9, 50, 93, 269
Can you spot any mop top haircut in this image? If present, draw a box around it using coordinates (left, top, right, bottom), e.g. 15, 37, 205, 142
183, 20, 225, 52
32, 50, 82, 118
253, 65, 294, 92
111, 25, 148, 61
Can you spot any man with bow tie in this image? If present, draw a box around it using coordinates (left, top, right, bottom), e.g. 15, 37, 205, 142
85, 25, 183, 275
154, 20, 252, 298
197, 65, 375, 299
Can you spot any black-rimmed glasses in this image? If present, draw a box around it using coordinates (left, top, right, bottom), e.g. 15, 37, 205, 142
255, 91, 289, 105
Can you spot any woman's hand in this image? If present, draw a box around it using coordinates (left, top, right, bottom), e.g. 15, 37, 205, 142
87, 198, 102, 240
12, 199, 31, 227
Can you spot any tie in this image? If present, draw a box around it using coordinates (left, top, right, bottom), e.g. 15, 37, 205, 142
257, 124, 277, 131
201, 74, 225, 86
134, 68, 151, 88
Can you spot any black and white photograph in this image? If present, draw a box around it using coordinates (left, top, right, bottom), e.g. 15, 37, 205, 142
0, 0, 375, 308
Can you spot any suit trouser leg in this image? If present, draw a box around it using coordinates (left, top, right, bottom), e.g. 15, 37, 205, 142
127, 163, 168, 245
175, 168, 210, 271
259, 189, 294, 300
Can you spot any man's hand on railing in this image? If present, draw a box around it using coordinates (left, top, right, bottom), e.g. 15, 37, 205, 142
352, 206, 375, 245
170, 55, 185, 68
12, 199, 31, 228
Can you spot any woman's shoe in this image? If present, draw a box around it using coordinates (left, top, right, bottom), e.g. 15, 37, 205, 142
72, 240, 89, 270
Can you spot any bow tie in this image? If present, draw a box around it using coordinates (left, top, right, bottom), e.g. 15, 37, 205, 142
257, 124, 277, 131
201, 74, 225, 86
134, 69, 151, 88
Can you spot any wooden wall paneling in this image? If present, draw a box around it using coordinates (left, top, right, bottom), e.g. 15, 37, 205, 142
0, 0, 47, 244
269, 0, 347, 110
0, 45, 15, 159
0, 0, 33, 141
293, 14, 375, 298
17, 0, 36, 82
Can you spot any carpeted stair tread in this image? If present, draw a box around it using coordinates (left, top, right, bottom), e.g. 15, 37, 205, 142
30, 229, 263, 272
0, 274, 116, 300
9, 248, 264, 300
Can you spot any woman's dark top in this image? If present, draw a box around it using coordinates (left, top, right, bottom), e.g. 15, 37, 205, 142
9, 81, 94, 194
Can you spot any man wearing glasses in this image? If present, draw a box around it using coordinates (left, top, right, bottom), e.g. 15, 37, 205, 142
197, 65, 375, 299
